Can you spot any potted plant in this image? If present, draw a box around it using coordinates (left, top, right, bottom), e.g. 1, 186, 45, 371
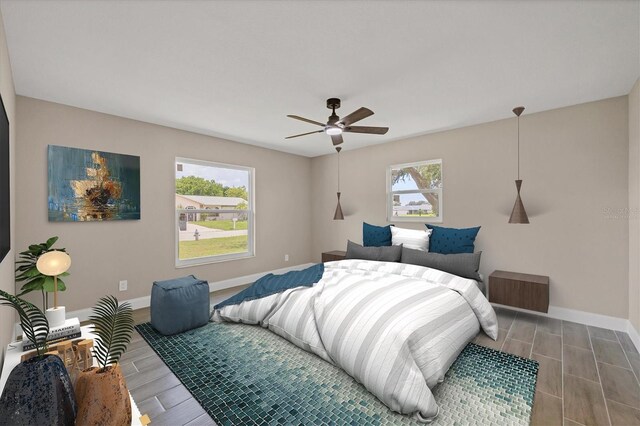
75, 295, 134, 426
0, 290, 77, 425
15, 236, 70, 310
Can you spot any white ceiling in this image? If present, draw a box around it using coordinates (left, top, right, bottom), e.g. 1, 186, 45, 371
1, 1, 638, 157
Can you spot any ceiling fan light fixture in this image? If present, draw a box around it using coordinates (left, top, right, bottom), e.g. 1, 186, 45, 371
285, 98, 388, 144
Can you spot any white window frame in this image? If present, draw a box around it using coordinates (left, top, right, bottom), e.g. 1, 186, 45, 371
175, 157, 255, 267
386, 159, 443, 223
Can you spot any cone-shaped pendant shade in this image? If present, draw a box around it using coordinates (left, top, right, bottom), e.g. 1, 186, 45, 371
333, 192, 344, 220
509, 180, 529, 224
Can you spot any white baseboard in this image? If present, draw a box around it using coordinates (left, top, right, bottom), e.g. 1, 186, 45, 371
546, 305, 630, 331
628, 322, 640, 353
492, 302, 640, 353
66, 262, 315, 322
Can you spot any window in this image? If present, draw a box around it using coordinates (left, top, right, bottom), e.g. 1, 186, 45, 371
387, 159, 442, 223
175, 157, 254, 267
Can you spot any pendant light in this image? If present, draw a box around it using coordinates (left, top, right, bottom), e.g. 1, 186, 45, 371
509, 106, 530, 224
333, 146, 344, 220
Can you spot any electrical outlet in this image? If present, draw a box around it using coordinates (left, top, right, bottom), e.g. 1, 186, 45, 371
119, 280, 128, 291
284, 254, 289, 262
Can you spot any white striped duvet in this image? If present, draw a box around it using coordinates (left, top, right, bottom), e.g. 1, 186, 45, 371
213, 259, 498, 422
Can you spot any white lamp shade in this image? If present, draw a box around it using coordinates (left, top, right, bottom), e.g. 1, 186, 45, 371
36, 251, 71, 276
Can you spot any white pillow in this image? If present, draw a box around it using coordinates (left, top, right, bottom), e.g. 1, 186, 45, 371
391, 227, 432, 251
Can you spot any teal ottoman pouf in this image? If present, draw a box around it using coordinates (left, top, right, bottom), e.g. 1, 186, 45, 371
151, 275, 209, 335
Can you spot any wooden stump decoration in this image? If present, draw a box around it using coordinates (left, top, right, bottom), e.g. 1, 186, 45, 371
74, 364, 132, 426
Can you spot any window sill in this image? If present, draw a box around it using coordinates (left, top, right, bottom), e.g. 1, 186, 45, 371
388, 217, 443, 224
175, 252, 255, 268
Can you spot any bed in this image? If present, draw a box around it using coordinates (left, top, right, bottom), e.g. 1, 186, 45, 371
212, 259, 498, 422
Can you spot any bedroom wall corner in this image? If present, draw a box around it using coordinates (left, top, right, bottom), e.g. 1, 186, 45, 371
629, 77, 640, 335
0, 8, 16, 372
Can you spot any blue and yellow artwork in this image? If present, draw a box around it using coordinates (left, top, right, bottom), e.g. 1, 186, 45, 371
48, 145, 140, 222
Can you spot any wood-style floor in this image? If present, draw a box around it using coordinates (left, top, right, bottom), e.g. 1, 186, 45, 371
121, 304, 640, 426
473, 307, 640, 426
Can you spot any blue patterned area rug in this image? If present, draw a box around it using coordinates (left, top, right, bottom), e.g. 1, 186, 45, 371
135, 322, 538, 425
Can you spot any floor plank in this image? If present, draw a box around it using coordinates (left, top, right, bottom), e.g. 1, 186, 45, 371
532, 353, 562, 397
129, 375, 182, 403
617, 331, 640, 355
184, 413, 217, 426
156, 385, 193, 410
563, 344, 600, 382
537, 316, 562, 335
532, 330, 562, 360
120, 360, 138, 377
136, 396, 165, 419
598, 362, 640, 409
132, 353, 164, 372
563, 322, 592, 350
606, 399, 640, 426
531, 391, 563, 426
588, 326, 619, 342
121, 346, 160, 363
508, 318, 536, 343
126, 364, 172, 390
150, 397, 209, 426
503, 338, 532, 358
592, 338, 632, 369
563, 374, 611, 426
627, 352, 640, 382
516, 312, 540, 325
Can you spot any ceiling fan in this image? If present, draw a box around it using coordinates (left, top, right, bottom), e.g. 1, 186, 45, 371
286, 98, 389, 146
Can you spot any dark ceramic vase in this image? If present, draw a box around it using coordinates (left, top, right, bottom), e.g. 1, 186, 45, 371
0, 354, 77, 426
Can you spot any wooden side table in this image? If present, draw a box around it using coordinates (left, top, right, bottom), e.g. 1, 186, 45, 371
322, 250, 346, 262
488, 270, 549, 313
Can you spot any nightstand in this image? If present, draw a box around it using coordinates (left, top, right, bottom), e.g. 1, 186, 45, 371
321, 250, 346, 262
488, 270, 549, 313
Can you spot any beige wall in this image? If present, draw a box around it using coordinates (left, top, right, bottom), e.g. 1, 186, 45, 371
0, 8, 16, 370
630, 78, 640, 332
15, 96, 312, 312
311, 97, 629, 318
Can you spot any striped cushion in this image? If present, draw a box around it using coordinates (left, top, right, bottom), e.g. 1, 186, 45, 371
391, 226, 432, 251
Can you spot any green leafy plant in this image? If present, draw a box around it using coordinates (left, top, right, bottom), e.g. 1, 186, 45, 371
15, 236, 69, 309
0, 290, 49, 357
89, 295, 134, 372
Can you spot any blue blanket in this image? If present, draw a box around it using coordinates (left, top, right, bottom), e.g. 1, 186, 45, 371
214, 263, 325, 310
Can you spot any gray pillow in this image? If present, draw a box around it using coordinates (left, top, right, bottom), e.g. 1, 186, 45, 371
401, 247, 482, 281
345, 240, 403, 262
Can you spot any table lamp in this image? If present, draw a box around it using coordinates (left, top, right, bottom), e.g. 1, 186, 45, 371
36, 250, 71, 328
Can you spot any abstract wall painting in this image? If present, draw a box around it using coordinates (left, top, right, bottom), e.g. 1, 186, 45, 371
47, 145, 140, 222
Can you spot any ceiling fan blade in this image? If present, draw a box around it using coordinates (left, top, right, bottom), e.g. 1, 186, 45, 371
344, 126, 389, 135
331, 134, 344, 146
286, 115, 326, 127
339, 107, 374, 126
285, 130, 324, 139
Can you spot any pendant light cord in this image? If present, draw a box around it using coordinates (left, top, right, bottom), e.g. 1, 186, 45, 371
337, 150, 340, 191
517, 115, 520, 180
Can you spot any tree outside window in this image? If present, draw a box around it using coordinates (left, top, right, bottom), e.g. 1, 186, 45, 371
387, 160, 443, 223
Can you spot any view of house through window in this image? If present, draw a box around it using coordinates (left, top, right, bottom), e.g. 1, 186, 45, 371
387, 159, 443, 223
175, 158, 254, 266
